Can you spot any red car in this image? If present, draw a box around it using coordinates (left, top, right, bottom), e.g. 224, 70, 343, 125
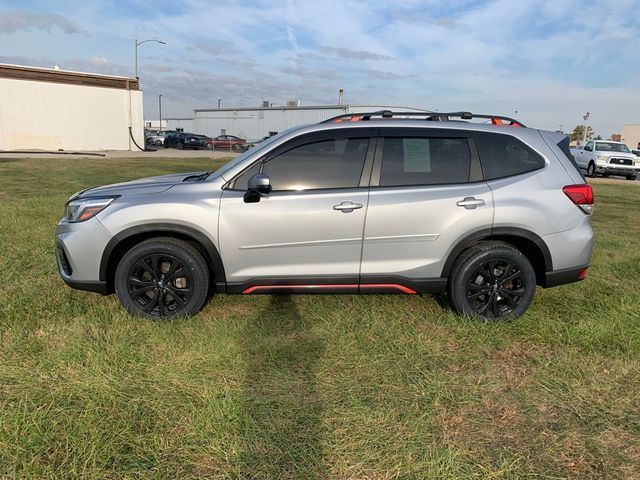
207, 135, 247, 151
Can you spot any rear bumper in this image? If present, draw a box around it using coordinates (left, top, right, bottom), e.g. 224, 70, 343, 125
542, 265, 589, 288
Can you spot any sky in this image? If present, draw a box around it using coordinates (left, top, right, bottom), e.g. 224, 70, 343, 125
0, 0, 638, 137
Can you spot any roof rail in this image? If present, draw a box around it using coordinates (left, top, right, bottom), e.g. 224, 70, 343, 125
321, 110, 526, 128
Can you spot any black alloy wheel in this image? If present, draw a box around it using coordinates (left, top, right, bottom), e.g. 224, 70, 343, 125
465, 259, 526, 318
127, 254, 193, 317
448, 242, 536, 321
115, 238, 210, 319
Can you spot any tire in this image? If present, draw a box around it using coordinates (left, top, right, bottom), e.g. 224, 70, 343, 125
448, 242, 536, 321
232, 143, 242, 152
164, 142, 169, 149
626, 174, 637, 181
587, 162, 596, 177
177, 142, 184, 150
155, 140, 162, 147
114, 237, 210, 320
206, 143, 214, 150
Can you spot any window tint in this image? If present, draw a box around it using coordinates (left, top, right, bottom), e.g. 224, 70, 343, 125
232, 161, 262, 190
379, 137, 471, 186
584, 141, 593, 151
262, 138, 369, 191
475, 132, 545, 180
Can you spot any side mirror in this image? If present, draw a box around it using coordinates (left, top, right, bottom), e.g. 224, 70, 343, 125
244, 173, 271, 203
248, 173, 271, 194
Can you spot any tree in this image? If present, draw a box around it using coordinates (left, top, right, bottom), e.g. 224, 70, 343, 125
570, 125, 597, 142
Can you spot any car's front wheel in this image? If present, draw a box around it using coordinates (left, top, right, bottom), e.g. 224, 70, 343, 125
587, 162, 597, 177
114, 238, 210, 319
448, 242, 536, 321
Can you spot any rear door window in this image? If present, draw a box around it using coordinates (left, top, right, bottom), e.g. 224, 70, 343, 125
474, 132, 545, 180
378, 137, 471, 186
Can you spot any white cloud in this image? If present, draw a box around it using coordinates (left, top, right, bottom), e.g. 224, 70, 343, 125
1, 0, 638, 136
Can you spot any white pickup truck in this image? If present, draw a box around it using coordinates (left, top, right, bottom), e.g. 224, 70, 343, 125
571, 140, 640, 180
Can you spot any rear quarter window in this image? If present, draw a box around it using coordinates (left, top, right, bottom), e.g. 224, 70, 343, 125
475, 132, 545, 180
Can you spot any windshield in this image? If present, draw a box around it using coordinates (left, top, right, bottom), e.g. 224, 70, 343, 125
209, 126, 305, 179
595, 142, 631, 153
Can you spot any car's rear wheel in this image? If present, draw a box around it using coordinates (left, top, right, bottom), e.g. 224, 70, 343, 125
232, 143, 242, 151
626, 173, 637, 181
206, 143, 213, 150
155, 139, 162, 146
448, 242, 536, 321
587, 162, 596, 177
115, 238, 210, 319
177, 142, 184, 150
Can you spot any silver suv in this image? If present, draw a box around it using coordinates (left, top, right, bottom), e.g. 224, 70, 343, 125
55, 111, 594, 321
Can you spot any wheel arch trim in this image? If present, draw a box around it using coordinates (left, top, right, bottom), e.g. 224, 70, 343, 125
440, 227, 553, 278
99, 223, 226, 288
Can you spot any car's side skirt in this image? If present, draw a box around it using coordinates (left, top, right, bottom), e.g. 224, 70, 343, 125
224, 276, 447, 295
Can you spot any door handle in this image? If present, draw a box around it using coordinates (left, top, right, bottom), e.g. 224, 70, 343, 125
456, 197, 485, 209
333, 201, 363, 213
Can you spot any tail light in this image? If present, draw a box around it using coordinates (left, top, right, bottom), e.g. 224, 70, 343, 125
563, 184, 594, 214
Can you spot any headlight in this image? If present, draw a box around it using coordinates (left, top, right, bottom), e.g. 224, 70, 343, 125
64, 197, 117, 222
597, 155, 608, 162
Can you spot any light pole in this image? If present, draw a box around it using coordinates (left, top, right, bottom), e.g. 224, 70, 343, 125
582, 112, 590, 144
218, 98, 222, 109
134, 38, 166, 78
158, 94, 163, 132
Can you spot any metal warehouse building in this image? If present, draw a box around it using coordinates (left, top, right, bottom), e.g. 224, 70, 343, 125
0, 63, 144, 151
167, 104, 428, 141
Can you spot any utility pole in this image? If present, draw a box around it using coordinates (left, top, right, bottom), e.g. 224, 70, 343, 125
158, 94, 163, 131
218, 98, 222, 109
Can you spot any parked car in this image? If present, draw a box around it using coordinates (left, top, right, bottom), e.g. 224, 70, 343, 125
632, 149, 640, 157
210, 135, 247, 151
164, 132, 211, 150
571, 140, 639, 180
146, 131, 172, 147
56, 110, 594, 321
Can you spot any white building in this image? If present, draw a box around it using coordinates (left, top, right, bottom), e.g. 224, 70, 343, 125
167, 105, 429, 140
0, 63, 144, 151
165, 117, 194, 133
144, 120, 168, 130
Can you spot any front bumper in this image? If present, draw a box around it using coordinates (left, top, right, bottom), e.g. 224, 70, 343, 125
595, 163, 639, 176
55, 218, 112, 295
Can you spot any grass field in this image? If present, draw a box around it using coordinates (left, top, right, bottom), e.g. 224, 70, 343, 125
1, 156, 639, 479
